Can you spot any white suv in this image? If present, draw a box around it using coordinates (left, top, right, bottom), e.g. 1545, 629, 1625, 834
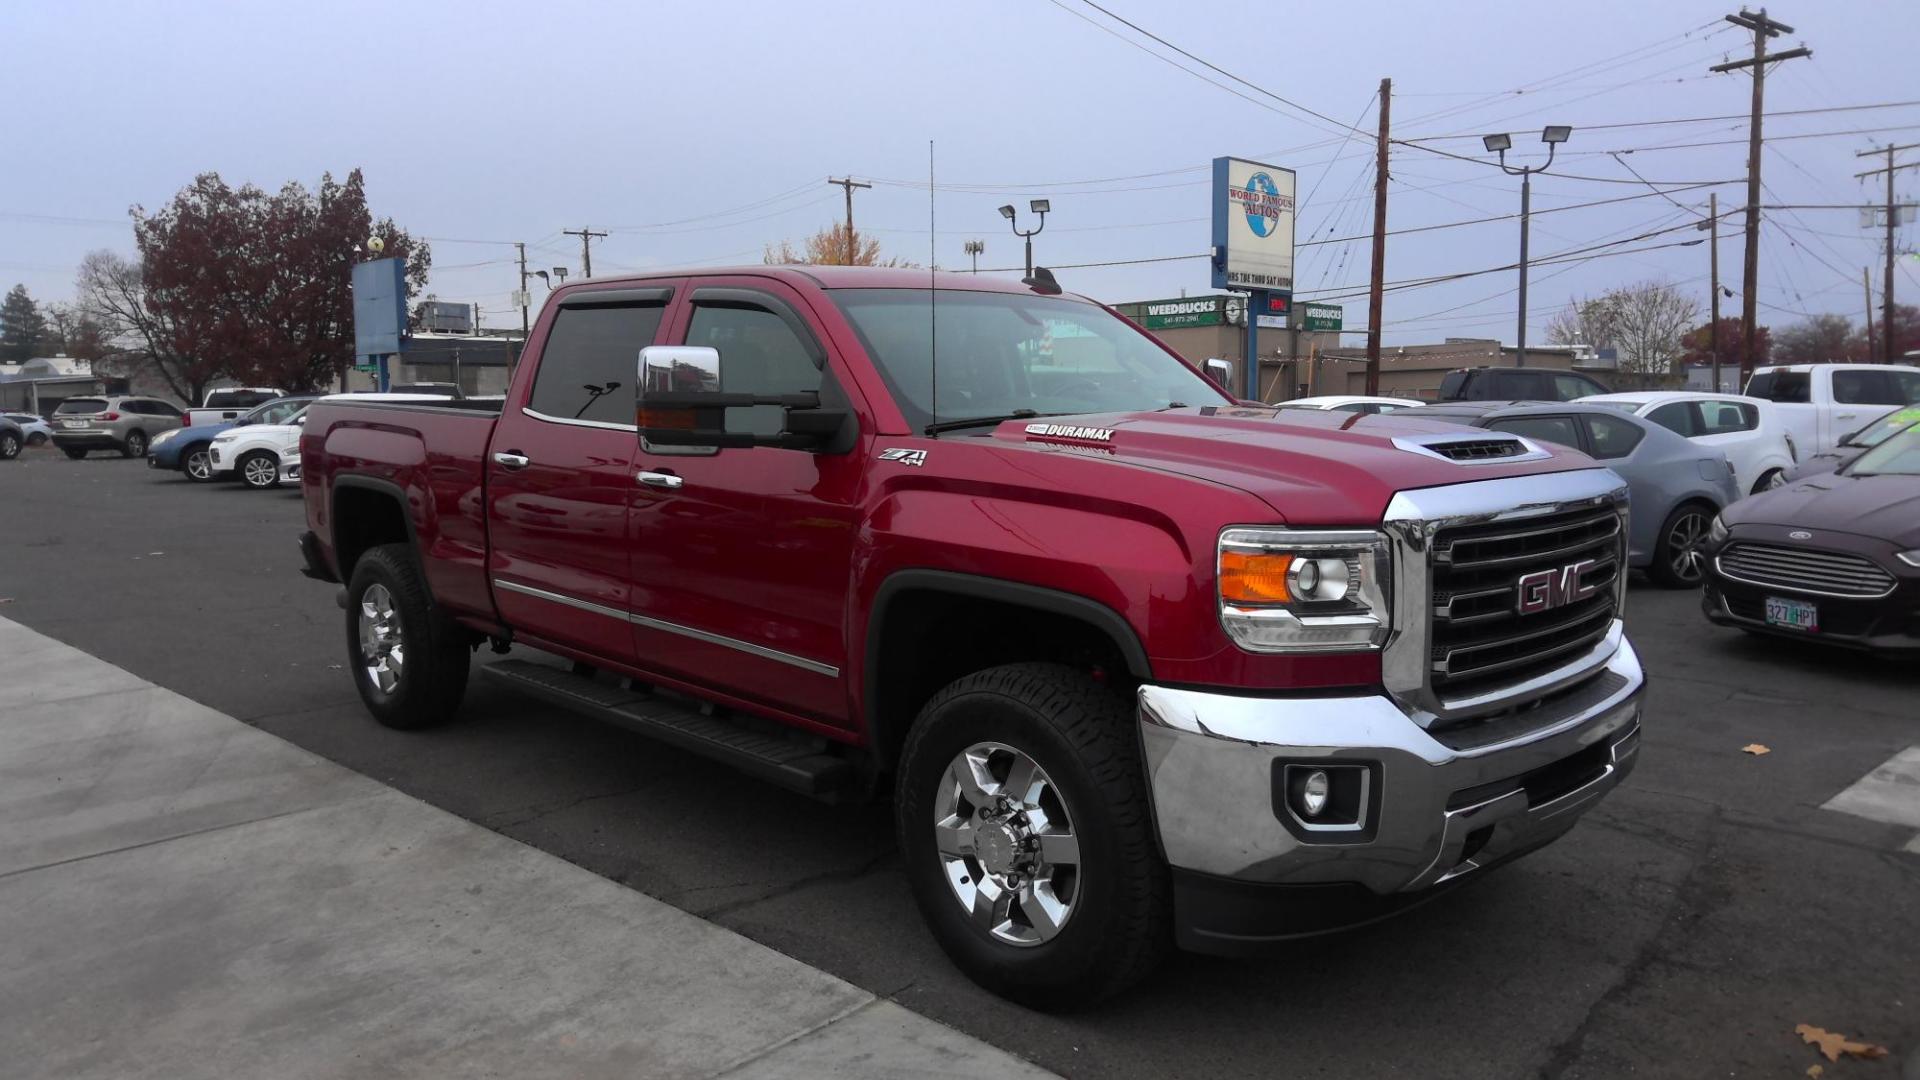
1579, 391, 1796, 494
209, 406, 307, 488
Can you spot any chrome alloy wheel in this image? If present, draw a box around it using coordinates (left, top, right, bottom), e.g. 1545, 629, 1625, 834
934, 741, 1081, 947
242, 454, 278, 487
357, 584, 405, 694
184, 448, 213, 481
1668, 509, 1710, 583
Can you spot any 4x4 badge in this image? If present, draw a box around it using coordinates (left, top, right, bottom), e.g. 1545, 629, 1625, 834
878, 448, 927, 468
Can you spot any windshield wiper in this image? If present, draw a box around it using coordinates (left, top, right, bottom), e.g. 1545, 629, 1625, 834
924, 410, 1055, 436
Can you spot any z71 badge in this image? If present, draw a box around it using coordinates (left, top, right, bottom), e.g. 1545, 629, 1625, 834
878, 448, 928, 467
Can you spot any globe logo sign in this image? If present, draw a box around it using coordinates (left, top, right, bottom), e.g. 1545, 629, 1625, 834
1240, 172, 1282, 237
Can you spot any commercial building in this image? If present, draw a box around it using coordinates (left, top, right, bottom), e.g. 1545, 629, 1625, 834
1308, 340, 1614, 399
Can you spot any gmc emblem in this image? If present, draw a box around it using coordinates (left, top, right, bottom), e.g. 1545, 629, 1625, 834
1517, 559, 1598, 614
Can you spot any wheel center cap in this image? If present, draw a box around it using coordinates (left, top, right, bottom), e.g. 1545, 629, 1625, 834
975, 822, 1022, 875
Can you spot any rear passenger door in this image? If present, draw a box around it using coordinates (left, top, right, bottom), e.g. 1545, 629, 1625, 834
486, 284, 678, 664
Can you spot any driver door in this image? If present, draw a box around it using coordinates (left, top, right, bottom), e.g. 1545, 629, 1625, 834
626, 278, 868, 728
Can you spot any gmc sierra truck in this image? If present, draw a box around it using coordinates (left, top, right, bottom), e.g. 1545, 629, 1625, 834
299, 266, 1645, 1008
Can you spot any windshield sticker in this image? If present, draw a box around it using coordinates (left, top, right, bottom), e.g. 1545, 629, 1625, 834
1025, 423, 1113, 443
878, 448, 928, 467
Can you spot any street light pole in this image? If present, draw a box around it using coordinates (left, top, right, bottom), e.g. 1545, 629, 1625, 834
998, 201, 1050, 277
1485, 126, 1571, 368
963, 239, 984, 274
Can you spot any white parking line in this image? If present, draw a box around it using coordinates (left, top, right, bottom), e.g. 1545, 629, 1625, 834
1823, 747, 1920, 853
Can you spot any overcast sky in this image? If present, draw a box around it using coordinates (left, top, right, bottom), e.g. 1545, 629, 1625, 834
3, 0, 1914, 345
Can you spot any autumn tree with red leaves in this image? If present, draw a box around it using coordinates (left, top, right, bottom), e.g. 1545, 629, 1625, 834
91, 169, 429, 399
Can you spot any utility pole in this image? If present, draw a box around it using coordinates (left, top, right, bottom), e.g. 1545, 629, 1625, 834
1864, 267, 1876, 350
1855, 143, 1919, 362
1711, 8, 1811, 386
1365, 77, 1390, 397
963, 239, 984, 274
827, 177, 872, 264
1707, 193, 1722, 390
563, 227, 608, 278
515, 242, 530, 339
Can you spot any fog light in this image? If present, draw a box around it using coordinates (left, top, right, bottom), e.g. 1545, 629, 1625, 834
1300, 770, 1330, 817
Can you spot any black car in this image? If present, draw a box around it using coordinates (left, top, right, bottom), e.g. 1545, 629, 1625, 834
1702, 426, 1920, 657
1437, 367, 1608, 403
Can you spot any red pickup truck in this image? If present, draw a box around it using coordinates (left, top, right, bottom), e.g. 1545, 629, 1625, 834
299, 266, 1645, 1007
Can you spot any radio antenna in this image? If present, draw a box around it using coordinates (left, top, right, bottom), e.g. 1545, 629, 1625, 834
927, 138, 938, 436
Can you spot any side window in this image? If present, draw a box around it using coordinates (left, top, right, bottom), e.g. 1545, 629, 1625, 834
148, 401, 182, 418
1647, 401, 1698, 436
1831, 370, 1889, 405
1489, 415, 1582, 450
1697, 400, 1751, 434
684, 300, 823, 438
1582, 413, 1646, 460
528, 303, 667, 425
1890, 369, 1920, 404
1331, 402, 1369, 413
1551, 374, 1595, 401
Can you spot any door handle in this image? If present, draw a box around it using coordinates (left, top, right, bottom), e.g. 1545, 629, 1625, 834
492, 451, 531, 469
636, 470, 683, 490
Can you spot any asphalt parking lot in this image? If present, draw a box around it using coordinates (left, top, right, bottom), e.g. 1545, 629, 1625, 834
3, 446, 1916, 1079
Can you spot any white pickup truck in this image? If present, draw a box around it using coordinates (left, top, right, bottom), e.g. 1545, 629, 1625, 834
183, 386, 286, 428
1743, 364, 1920, 456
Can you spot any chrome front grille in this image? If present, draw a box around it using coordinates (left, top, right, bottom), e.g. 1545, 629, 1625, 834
1715, 543, 1896, 598
1429, 505, 1623, 701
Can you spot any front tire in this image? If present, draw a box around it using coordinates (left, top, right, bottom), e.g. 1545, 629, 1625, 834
344, 544, 470, 730
0, 431, 18, 460
896, 663, 1169, 1009
238, 450, 279, 489
26, 431, 47, 447
1751, 468, 1786, 495
1651, 502, 1714, 588
182, 444, 215, 482
61, 446, 87, 460
121, 430, 147, 458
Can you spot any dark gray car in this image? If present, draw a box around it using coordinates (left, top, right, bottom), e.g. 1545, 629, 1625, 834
1418, 401, 1743, 587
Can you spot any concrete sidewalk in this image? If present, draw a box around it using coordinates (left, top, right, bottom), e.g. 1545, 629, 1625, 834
0, 617, 1055, 1079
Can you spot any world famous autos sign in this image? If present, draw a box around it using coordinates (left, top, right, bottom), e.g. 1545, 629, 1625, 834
1211, 156, 1296, 295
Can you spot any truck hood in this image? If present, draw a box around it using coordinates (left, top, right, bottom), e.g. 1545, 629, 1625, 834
1725, 471, 1920, 548
987, 406, 1599, 525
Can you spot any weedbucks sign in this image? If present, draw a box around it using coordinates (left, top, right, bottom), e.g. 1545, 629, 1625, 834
1120, 296, 1228, 330
1301, 302, 1343, 332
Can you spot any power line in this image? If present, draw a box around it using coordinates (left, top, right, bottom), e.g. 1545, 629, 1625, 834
1395, 99, 1920, 143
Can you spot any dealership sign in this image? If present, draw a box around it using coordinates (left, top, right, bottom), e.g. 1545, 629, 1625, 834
1211, 156, 1296, 295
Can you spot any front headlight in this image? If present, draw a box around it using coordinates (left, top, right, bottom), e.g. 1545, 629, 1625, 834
149, 429, 181, 447
1218, 528, 1392, 653
1707, 514, 1729, 547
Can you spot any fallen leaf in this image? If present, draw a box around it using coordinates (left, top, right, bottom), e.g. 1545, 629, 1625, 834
1806, 1066, 1822, 1079
1795, 1023, 1889, 1062
147, 551, 164, 556
1743, 743, 1771, 756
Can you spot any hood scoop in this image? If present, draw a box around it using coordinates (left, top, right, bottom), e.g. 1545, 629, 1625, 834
1392, 432, 1550, 464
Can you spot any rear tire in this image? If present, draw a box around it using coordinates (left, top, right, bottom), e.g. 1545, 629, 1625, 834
344, 544, 470, 730
61, 447, 87, 460
238, 450, 279, 489
896, 663, 1169, 1010
26, 431, 47, 447
121, 430, 147, 458
1650, 502, 1714, 589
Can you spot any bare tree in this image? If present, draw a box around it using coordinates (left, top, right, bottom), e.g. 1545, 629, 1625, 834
1545, 296, 1622, 350
73, 249, 220, 404
1606, 281, 1699, 375
1774, 313, 1856, 364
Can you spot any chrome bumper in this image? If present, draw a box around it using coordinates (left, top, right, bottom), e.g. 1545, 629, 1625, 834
1137, 633, 1644, 895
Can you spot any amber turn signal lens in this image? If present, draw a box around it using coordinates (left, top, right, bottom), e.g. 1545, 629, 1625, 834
637, 406, 697, 430
1220, 550, 1295, 603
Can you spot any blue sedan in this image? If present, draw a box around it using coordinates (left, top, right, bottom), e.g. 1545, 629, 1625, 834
147, 394, 317, 481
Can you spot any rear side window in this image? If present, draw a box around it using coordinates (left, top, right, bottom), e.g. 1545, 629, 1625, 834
1489, 414, 1582, 449
1832, 370, 1889, 405
56, 398, 106, 415
1892, 369, 1920, 404
1582, 413, 1646, 459
1696, 400, 1754, 434
142, 400, 181, 417
1438, 371, 1468, 399
1647, 401, 1698, 436
529, 303, 668, 425
1750, 371, 1809, 403
1551, 374, 1597, 401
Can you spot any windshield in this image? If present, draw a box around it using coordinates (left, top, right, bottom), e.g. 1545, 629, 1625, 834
1846, 407, 1920, 448
1847, 426, 1920, 476
830, 289, 1229, 432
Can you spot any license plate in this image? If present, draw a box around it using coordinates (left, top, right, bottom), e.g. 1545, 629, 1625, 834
1764, 596, 1818, 632
60, 419, 88, 429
